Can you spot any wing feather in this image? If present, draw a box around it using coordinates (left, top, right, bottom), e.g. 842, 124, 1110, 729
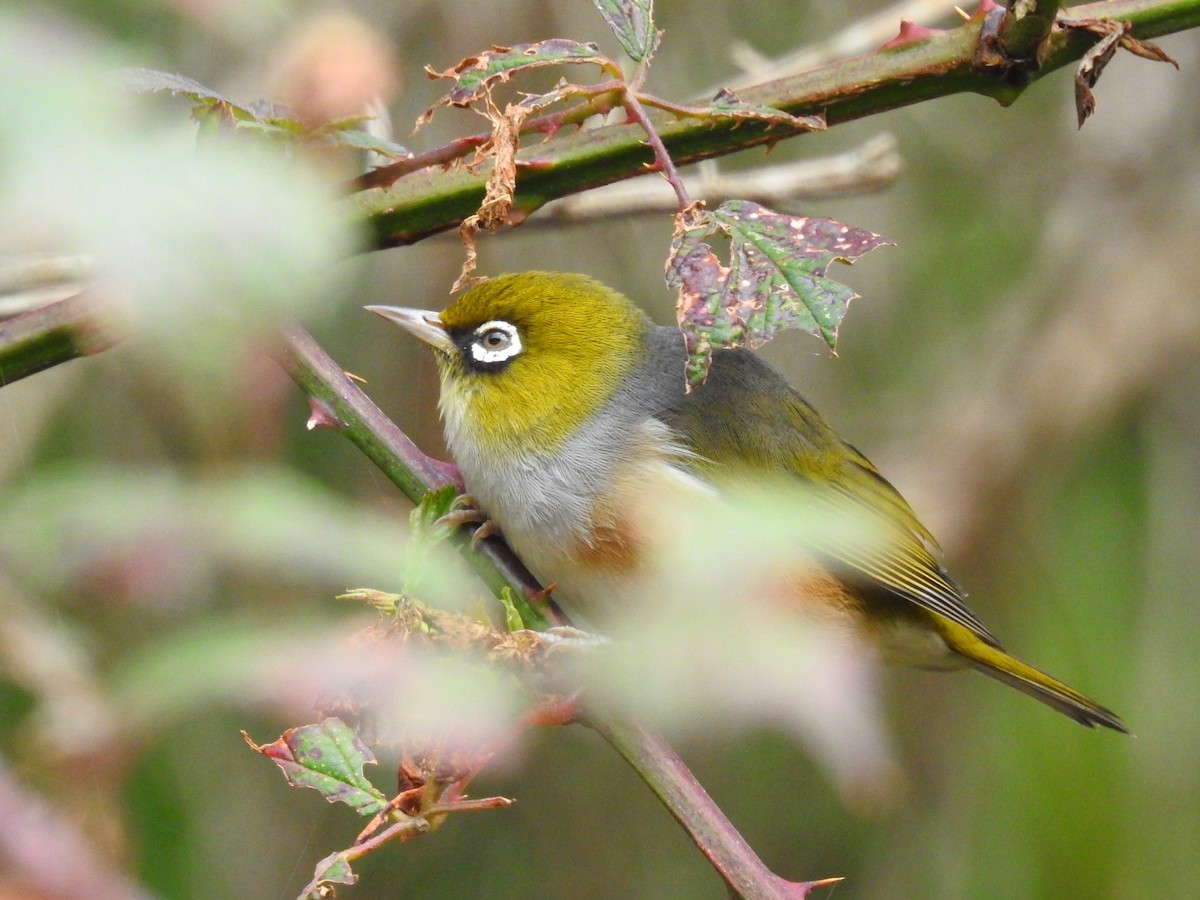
655, 339, 999, 648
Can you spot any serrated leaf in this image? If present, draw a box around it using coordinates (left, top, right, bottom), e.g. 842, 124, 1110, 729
323, 128, 410, 159
121, 67, 232, 105
709, 88, 825, 132
666, 200, 893, 386
300, 851, 357, 900
403, 484, 460, 594
593, 0, 660, 63
410, 484, 459, 542
244, 718, 388, 817
421, 40, 613, 125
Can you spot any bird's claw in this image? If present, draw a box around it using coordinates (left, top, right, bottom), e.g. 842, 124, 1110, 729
434, 493, 502, 549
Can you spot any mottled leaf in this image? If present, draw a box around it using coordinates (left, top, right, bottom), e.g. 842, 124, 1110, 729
244, 718, 388, 817
709, 88, 825, 132
422, 40, 613, 120
666, 200, 893, 385
300, 851, 357, 900
593, 0, 660, 63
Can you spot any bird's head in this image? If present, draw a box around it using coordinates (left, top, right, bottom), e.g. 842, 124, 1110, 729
369, 271, 652, 460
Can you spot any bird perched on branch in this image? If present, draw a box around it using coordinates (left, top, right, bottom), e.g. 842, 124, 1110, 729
369, 271, 1126, 733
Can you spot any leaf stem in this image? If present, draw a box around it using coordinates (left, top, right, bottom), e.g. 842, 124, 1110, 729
622, 89, 692, 209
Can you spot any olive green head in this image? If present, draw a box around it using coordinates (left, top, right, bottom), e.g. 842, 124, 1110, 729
369, 271, 652, 458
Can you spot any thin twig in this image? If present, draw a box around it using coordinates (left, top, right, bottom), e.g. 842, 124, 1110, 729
532, 134, 901, 224
713, 0, 966, 92
621, 90, 693, 210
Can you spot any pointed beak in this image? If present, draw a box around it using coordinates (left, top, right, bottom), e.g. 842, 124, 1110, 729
366, 305, 456, 355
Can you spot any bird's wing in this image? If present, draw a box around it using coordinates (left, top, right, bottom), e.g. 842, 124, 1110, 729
656, 344, 1000, 647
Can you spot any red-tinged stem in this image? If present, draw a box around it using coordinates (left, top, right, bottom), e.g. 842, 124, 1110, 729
621, 89, 692, 210
585, 714, 835, 899
355, 87, 625, 192
425, 796, 514, 815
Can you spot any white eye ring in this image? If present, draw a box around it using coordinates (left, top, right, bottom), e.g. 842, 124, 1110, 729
470, 320, 522, 364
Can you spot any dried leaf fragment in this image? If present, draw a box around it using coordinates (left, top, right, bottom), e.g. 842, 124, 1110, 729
419, 40, 613, 127
1067, 18, 1179, 128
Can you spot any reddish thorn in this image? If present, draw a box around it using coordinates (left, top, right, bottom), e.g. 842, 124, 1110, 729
880, 19, 943, 50
525, 692, 582, 728
306, 398, 342, 431
526, 582, 556, 604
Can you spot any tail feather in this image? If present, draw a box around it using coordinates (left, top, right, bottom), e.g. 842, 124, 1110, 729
939, 621, 1128, 733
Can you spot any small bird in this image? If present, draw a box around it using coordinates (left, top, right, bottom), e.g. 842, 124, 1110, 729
369, 271, 1127, 733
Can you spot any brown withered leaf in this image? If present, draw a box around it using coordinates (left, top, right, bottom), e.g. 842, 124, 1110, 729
1067, 17, 1179, 128
452, 103, 532, 292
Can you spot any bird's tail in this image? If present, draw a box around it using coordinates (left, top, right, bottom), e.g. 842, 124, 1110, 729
938, 619, 1128, 733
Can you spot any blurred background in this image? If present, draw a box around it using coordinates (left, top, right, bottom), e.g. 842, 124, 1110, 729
2, 1, 1198, 898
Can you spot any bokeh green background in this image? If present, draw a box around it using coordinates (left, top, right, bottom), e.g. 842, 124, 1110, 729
2, 1, 1198, 898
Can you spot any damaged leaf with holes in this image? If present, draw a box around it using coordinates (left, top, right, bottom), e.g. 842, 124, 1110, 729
666, 200, 892, 385
301, 851, 358, 900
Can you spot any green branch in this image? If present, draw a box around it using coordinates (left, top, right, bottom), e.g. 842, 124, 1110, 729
271, 323, 814, 898
356, 0, 1200, 247
0, 293, 115, 386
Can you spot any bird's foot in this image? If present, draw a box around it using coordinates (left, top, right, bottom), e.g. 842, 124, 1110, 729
434, 493, 502, 548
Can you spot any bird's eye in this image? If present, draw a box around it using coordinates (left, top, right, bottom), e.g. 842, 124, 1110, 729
468, 320, 522, 366
480, 328, 510, 351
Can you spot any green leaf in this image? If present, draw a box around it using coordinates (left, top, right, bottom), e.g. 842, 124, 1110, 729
324, 128, 410, 159
593, 0, 660, 63
421, 40, 615, 124
300, 851, 358, 900
666, 200, 893, 385
124, 66, 406, 157
244, 718, 389, 817
121, 67, 232, 105
405, 484, 460, 593
708, 88, 825, 132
